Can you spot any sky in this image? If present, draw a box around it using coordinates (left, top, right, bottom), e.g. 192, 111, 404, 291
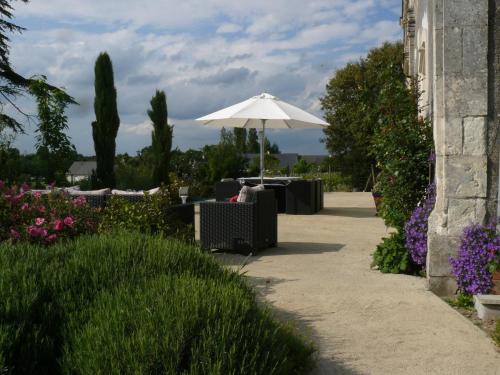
9, 0, 401, 156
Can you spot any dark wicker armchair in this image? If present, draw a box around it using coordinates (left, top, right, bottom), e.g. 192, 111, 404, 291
215, 180, 241, 201
200, 189, 277, 254
285, 180, 323, 215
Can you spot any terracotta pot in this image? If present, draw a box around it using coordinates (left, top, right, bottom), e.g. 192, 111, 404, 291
372, 192, 383, 214
492, 272, 500, 295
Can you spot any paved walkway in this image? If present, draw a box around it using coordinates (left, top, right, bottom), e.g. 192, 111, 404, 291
199, 192, 500, 374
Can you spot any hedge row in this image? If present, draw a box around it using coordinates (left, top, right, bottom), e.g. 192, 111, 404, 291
0, 232, 314, 374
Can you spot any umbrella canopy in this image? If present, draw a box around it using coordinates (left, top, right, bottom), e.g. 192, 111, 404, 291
196, 93, 328, 183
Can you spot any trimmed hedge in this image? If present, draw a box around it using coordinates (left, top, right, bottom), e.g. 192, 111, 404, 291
0, 232, 314, 375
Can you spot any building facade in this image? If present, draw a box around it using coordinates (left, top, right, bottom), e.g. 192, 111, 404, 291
402, 0, 500, 294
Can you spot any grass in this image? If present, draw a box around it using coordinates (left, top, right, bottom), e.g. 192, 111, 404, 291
445, 293, 475, 310
0, 232, 315, 375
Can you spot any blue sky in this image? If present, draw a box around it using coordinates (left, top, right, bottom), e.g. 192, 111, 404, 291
9, 0, 401, 156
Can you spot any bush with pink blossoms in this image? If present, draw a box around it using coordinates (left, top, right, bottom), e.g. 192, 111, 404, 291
0, 181, 99, 245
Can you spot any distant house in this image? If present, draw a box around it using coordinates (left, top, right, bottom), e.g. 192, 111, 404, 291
66, 161, 96, 183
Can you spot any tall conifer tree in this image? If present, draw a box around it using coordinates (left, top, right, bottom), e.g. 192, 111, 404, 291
233, 128, 247, 152
247, 128, 259, 153
92, 52, 120, 188
148, 90, 173, 186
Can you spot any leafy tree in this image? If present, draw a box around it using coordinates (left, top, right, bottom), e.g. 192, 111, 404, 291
264, 138, 280, 154
92, 52, 120, 188
219, 127, 234, 145
321, 42, 404, 189
30, 77, 76, 183
233, 128, 247, 152
148, 90, 173, 186
0, 0, 75, 133
206, 142, 246, 182
247, 128, 259, 153
292, 158, 312, 174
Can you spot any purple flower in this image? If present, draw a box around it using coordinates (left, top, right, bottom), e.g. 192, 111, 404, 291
404, 183, 436, 267
449, 223, 500, 295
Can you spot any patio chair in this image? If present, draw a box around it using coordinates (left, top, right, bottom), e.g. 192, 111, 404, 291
215, 180, 241, 201
200, 189, 277, 254
285, 180, 318, 215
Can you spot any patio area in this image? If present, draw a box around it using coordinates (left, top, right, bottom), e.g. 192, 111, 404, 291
196, 192, 500, 374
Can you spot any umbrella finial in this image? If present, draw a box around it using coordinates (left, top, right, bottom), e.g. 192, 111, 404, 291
256, 93, 277, 100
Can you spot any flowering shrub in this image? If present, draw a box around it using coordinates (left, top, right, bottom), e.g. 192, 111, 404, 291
449, 223, 500, 295
404, 183, 436, 267
0, 181, 98, 245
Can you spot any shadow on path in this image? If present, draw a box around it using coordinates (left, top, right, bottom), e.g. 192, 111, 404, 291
318, 207, 376, 218
246, 275, 365, 375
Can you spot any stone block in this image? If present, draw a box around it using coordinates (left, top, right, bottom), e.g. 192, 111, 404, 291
463, 117, 487, 156
447, 198, 487, 235
442, 26, 463, 74
474, 295, 500, 320
433, 0, 444, 30
444, 156, 487, 197
443, 0, 488, 27
427, 276, 457, 296
433, 29, 444, 76
444, 73, 488, 117
462, 26, 489, 75
427, 233, 460, 277
443, 118, 463, 155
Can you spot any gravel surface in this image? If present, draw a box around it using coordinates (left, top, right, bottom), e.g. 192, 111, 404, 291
197, 192, 500, 374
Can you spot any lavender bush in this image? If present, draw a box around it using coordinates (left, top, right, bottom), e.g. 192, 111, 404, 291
449, 223, 500, 295
404, 183, 436, 267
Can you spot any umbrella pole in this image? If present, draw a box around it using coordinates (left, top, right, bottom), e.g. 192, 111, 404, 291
260, 119, 266, 185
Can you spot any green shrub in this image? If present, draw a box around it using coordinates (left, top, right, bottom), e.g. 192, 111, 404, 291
494, 320, 500, 347
445, 293, 474, 310
372, 231, 415, 274
99, 189, 192, 241
0, 232, 314, 374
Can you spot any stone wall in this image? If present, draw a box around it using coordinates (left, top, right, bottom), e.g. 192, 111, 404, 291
426, 0, 497, 295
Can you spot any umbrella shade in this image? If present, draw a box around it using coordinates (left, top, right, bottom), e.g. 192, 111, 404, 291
195, 93, 328, 183
196, 93, 328, 128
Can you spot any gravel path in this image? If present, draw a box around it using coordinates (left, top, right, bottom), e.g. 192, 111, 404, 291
199, 192, 500, 374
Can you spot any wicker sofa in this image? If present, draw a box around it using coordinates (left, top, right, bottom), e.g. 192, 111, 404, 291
285, 180, 323, 215
200, 189, 277, 254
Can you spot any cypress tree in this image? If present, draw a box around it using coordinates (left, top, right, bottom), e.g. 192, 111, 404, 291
148, 90, 173, 186
92, 52, 120, 188
247, 128, 260, 153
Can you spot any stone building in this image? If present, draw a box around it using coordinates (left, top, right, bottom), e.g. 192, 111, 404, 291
402, 0, 500, 295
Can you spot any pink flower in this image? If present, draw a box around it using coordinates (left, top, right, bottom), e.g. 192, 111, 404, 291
39, 228, 48, 238
35, 217, 45, 226
10, 229, 20, 240
27, 225, 40, 237
33, 192, 42, 200
46, 234, 57, 243
38, 205, 46, 213
20, 183, 29, 192
63, 216, 74, 227
21, 203, 29, 211
53, 219, 64, 231
72, 196, 86, 207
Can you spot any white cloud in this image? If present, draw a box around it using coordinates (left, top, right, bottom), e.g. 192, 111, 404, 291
216, 23, 243, 34
9, 0, 402, 155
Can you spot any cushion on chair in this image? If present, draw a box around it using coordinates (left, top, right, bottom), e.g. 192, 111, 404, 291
237, 184, 264, 202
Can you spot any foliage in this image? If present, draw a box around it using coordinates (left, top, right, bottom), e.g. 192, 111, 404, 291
321, 42, 405, 189
494, 320, 500, 347
449, 223, 500, 295
0, 231, 315, 374
445, 293, 474, 310
92, 52, 120, 189
370, 83, 433, 229
148, 90, 173, 186
247, 128, 260, 153
297, 172, 352, 192
98, 188, 193, 241
404, 183, 436, 267
170, 148, 212, 197
248, 154, 281, 176
293, 159, 313, 174
372, 231, 416, 274
0, 181, 98, 244
234, 128, 247, 152
114, 151, 155, 190
0, 0, 75, 133
30, 77, 76, 183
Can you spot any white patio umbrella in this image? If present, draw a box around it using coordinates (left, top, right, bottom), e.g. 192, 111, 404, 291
196, 93, 328, 184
